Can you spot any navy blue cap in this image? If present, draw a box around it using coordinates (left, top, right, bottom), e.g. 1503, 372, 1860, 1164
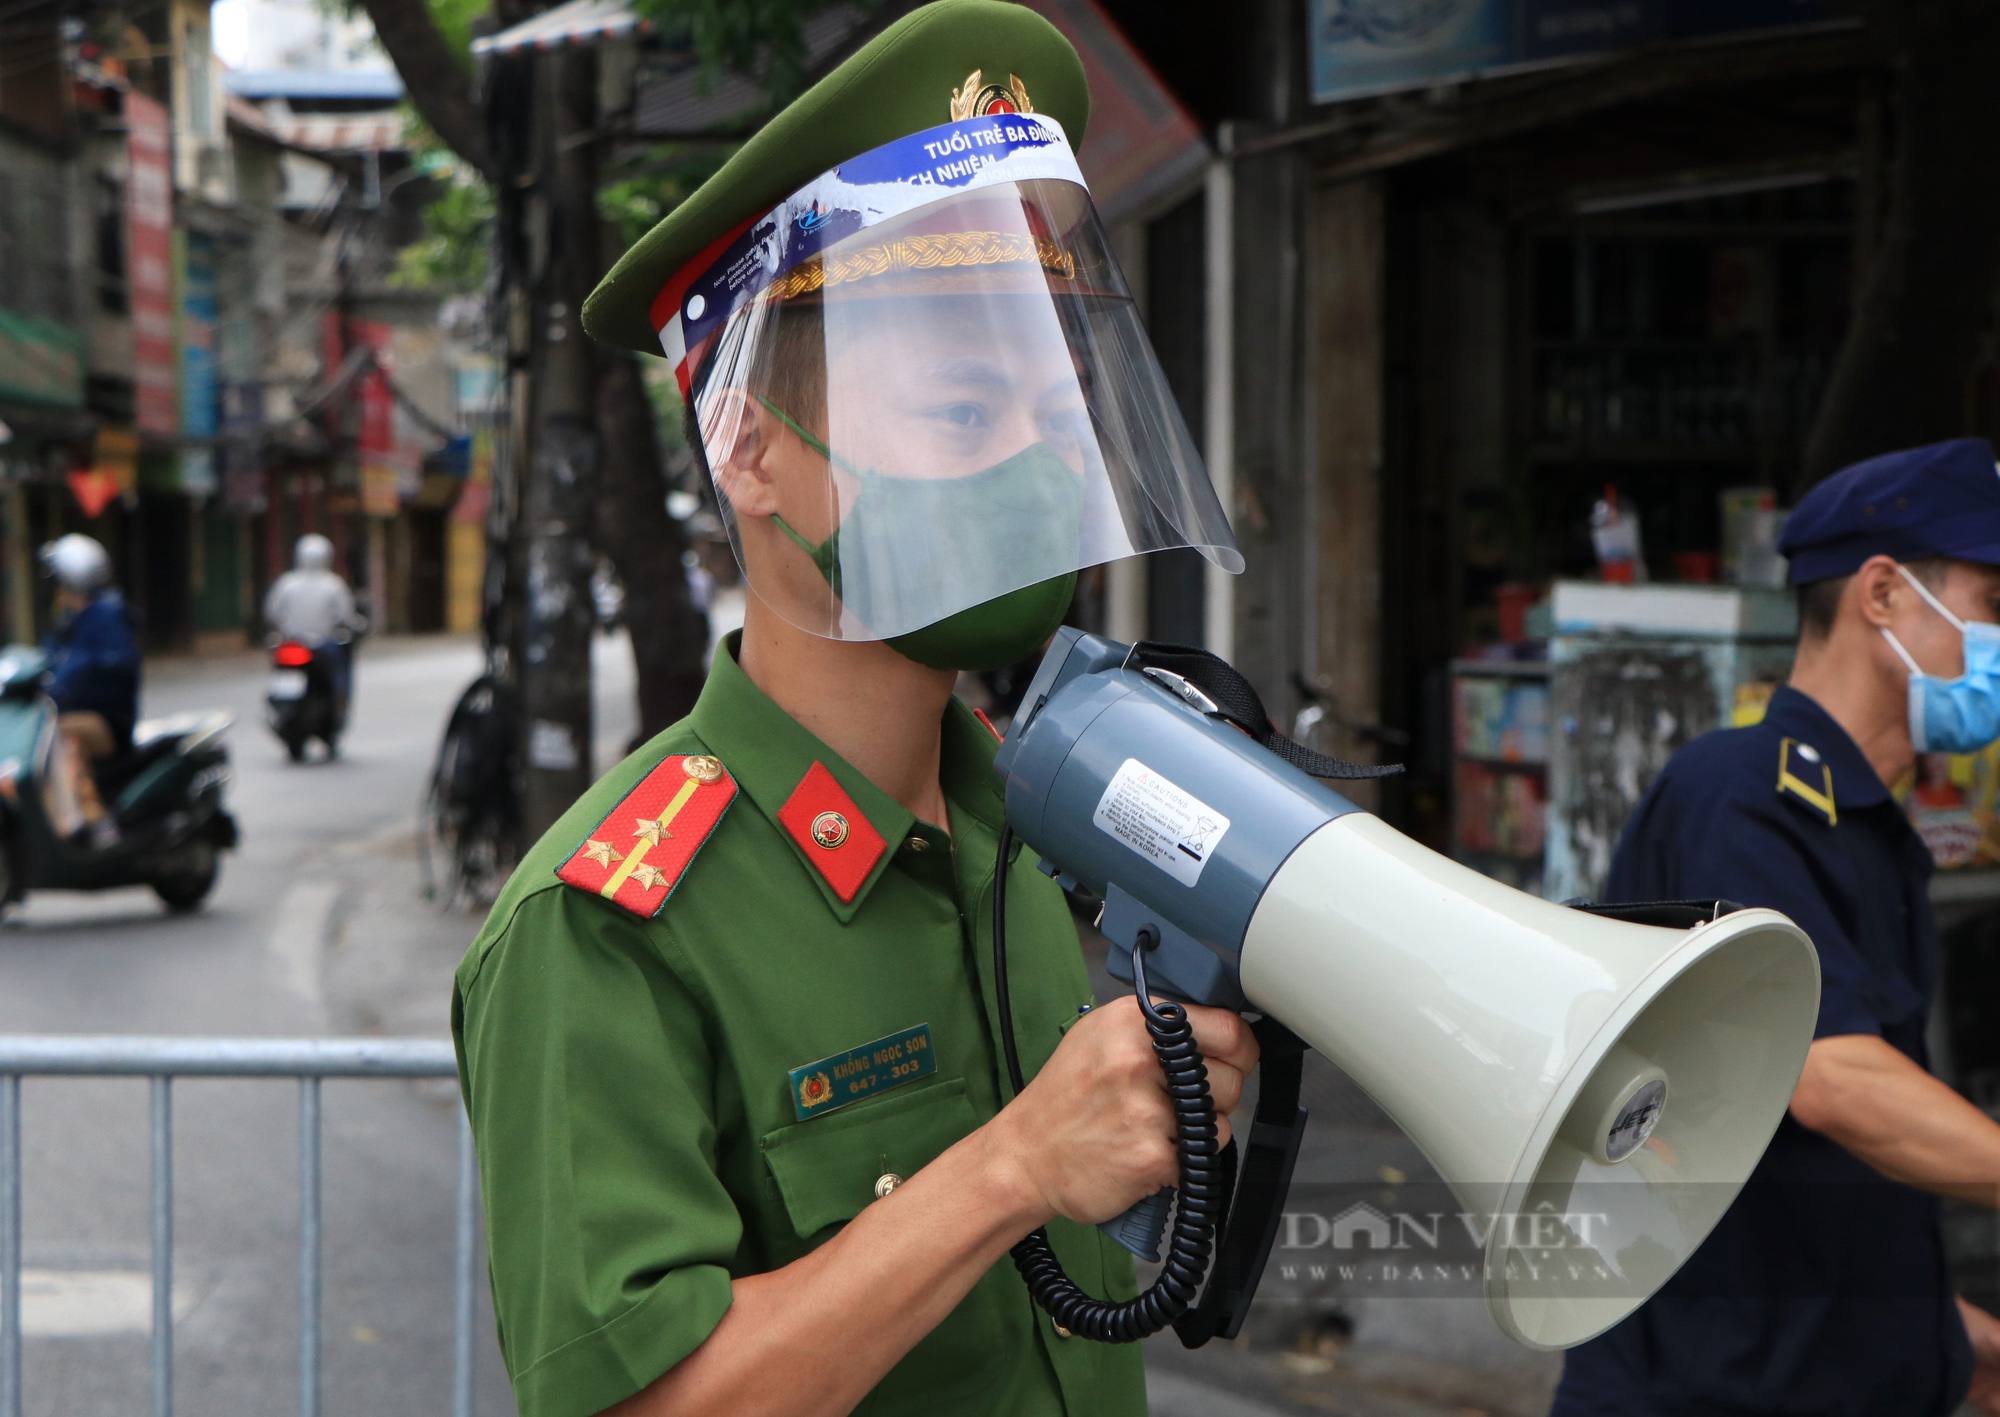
1781, 437, 2000, 585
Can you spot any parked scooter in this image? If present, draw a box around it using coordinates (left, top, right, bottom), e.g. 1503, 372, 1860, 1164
265, 635, 351, 761
0, 646, 237, 917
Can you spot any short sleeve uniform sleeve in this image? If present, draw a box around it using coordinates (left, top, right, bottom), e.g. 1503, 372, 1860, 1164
455, 884, 737, 1417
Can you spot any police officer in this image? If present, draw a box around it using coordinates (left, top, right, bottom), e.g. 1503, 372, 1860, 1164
1553, 438, 2000, 1417
453, 5, 1255, 1415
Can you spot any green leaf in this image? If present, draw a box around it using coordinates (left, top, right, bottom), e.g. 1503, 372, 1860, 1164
598, 144, 735, 248
390, 166, 493, 294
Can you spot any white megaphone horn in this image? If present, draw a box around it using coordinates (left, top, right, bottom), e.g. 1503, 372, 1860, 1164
990, 629, 1820, 1352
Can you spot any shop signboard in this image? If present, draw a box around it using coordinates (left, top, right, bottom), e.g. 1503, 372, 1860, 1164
181, 232, 218, 441
1308, 0, 1837, 105
359, 367, 401, 517
220, 380, 266, 511
358, 352, 403, 517
348, 320, 414, 516
126, 91, 176, 437
351, 319, 428, 516
0, 307, 83, 408
453, 431, 493, 528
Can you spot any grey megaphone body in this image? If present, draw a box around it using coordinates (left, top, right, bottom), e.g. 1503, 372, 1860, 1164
991, 629, 1821, 1351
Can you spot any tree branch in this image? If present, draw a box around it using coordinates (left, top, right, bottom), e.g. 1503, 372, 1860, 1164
595, 353, 711, 740
353, 0, 493, 180
1800, 0, 2000, 486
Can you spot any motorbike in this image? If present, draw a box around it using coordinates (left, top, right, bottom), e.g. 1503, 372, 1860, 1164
0, 646, 237, 917
265, 636, 349, 761
420, 667, 520, 909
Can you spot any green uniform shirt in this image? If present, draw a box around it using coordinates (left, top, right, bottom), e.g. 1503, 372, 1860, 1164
453, 634, 1144, 1417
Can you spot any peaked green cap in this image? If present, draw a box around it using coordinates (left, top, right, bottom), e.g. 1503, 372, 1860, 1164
581, 0, 1091, 356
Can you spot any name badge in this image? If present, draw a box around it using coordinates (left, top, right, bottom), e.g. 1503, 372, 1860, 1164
788, 1023, 936, 1121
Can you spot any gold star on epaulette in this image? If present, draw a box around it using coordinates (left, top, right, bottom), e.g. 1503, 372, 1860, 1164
629, 862, 670, 891
633, 817, 672, 846
581, 839, 621, 867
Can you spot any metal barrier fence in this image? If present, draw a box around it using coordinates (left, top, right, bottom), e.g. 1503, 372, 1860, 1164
0, 1037, 476, 1417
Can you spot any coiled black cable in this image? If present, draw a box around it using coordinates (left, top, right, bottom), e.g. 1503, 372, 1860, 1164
991, 824, 1225, 1342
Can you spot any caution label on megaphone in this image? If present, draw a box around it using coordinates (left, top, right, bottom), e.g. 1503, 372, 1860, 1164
1091, 757, 1232, 887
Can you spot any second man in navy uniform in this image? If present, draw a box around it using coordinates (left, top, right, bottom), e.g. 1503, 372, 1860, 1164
1553, 438, 2000, 1417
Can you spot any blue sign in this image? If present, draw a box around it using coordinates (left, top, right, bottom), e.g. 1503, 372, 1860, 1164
1309, 0, 1835, 105
1308, 0, 1508, 103
181, 233, 218, 440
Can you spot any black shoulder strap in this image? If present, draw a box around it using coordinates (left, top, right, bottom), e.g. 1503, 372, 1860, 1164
1173, 1018, 1309, 1348
1563, 899, 1744, 929
1130, 642, 1403, 782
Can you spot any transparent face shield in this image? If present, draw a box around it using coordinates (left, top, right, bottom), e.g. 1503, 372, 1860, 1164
661, 118, 1240, 643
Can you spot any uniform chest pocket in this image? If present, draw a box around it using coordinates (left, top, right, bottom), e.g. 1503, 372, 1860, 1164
760, 1077, 977, 1238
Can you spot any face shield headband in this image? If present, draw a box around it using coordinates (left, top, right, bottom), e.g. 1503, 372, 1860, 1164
654, 114, 1242, 650
651, 111, 1089, 397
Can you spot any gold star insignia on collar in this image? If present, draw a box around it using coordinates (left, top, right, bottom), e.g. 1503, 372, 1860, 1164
633, 816, 672, 846
629, 862, 670, 891
581, 839, 621, 867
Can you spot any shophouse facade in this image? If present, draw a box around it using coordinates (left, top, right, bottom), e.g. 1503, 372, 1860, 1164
0, 0, 479, 654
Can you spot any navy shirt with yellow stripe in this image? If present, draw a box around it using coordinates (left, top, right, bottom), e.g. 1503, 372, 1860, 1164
1554, 685, 1975, 1417
452, 633, 1143, 1417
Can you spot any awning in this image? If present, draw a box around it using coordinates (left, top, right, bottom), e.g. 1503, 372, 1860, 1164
471, 0, 649, 57
223, 69, 404, 102
273, 111, 409, 154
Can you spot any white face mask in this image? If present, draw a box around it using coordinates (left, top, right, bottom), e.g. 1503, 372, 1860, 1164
1879, 565, 2000, 754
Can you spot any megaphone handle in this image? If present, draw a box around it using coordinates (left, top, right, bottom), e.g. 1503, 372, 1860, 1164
992, 826, 1224, 1342
1097, 1187, 1175, 1263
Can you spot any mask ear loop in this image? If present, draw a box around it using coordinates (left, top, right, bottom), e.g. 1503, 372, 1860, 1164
1896, 563, 1970, 633
750, 393, 859, 589
1880, 625, 1924, 676
1874, 620, 1934, 754
754, 394, 868, 477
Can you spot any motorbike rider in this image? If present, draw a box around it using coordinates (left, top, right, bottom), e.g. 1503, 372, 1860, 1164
263, 534, 363, 715
39, 534, 140, 849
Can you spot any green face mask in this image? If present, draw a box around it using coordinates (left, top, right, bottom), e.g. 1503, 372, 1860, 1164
759, 398, 1082, 671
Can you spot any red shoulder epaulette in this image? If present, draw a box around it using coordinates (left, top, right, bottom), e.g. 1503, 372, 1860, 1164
556, 753, 737, 917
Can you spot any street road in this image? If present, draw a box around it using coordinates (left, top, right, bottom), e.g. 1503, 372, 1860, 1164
0, 632, 636, 1416
0, 628, 1555, 1417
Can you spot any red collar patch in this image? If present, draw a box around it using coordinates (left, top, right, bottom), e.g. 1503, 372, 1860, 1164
556, 754, 737, 917
777, 761, 886, 904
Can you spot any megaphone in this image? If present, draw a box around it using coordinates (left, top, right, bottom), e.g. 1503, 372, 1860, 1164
990, 629, 1820, 1352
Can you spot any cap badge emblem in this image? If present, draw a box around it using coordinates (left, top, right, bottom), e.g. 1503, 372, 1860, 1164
811, 811, 850, 849
950, 68, 1034, 121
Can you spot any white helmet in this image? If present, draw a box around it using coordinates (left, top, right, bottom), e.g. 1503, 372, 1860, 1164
39, 534, 110, 592
295, 534, 334, 572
